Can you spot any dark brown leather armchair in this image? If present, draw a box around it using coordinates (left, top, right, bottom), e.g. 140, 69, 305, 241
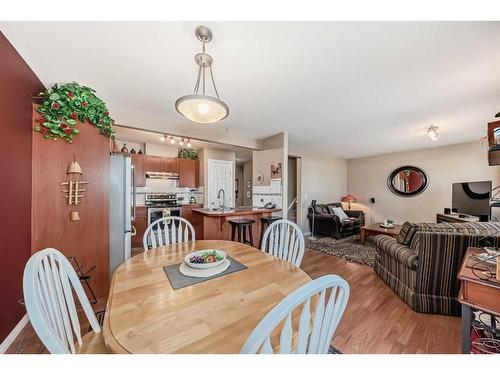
307, 202, 365, 239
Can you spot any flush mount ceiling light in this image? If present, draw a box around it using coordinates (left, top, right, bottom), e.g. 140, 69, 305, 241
175, 26, 229, 124
427, 125, 439, 141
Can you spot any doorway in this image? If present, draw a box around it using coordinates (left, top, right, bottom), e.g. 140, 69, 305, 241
287, 156, 301, 224
207, 159, 235, 209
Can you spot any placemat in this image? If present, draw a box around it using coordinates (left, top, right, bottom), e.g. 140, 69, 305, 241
163, 256, 248, 290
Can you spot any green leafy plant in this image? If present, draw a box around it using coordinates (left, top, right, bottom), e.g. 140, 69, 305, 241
34, 82, 114, 143
178, 148, 198, 160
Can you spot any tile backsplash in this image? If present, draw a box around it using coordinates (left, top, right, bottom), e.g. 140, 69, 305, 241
252, 179, 283, 208
135, 179, 203, 205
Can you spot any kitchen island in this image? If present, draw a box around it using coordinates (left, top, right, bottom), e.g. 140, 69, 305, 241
192, 207, 281, 244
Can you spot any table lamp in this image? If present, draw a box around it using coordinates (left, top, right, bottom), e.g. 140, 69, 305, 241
341, 194, 357, 209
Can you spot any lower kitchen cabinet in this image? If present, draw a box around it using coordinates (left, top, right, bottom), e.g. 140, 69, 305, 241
132, 206, 147, 248
181, 204, 203, 238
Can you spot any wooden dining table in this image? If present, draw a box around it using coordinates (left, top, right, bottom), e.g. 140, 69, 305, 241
103, 240, 311, 353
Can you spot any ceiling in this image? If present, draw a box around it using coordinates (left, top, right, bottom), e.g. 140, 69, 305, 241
114, 125, 253, 162
2, 21, 500, 158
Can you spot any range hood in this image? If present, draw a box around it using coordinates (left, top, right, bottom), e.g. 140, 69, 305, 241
145, 171, 179, 180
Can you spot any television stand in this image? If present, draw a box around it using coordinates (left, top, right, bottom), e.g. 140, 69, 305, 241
436, 213, 480, 223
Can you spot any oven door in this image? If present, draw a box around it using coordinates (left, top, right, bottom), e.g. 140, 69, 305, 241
147, 207, 181, 227
146, 207, 182, 249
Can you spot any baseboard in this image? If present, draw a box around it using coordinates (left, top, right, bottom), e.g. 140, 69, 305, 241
0, 314, 29, 354
303, 231, 312, 236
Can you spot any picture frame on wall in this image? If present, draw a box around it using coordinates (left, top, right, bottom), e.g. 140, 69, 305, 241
271, 163, 282, 179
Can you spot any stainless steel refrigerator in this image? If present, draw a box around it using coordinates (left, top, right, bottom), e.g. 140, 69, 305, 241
109, 154, 135, 277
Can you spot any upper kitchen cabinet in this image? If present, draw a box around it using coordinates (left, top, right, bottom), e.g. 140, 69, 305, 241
131, 154, 146, 187
146, 155, 163, 172
146, 155, 180, 173
163, 157, 180, 173
179, 159, 199, 188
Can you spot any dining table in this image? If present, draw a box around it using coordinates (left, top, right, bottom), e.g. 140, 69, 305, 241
103, 240, 312, 353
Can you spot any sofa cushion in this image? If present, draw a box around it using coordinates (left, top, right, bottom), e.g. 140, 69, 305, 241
397, 221, 419, 245
373, 235, 418, 269
330, 207, 348, 220
313, 204, 330, 215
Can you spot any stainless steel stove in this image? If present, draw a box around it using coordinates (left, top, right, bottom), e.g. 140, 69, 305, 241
145, 193, 181, 225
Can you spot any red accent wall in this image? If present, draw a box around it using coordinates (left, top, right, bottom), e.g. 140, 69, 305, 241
0, 32, 44, 342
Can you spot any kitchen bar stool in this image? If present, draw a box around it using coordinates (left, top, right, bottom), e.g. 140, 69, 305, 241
258, 216, 281, 248
228, 218, 255, 246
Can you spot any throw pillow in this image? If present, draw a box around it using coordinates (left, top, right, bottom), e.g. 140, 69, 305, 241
331, 207, 348, 220
397, 221, 419, 245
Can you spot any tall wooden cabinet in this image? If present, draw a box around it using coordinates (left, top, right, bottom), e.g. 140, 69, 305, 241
131, 154, 146, 187
179, 159, 199, 187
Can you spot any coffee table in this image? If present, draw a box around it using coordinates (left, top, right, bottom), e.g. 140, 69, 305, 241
360, 222, 402, 245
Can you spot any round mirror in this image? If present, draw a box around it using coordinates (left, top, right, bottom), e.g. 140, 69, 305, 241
388, 166, 428, 197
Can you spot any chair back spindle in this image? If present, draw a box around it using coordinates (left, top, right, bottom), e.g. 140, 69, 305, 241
143, 216, 195, 251
23, 248, 101, 354
241, 275, 350, 354
261, 219, 305, 267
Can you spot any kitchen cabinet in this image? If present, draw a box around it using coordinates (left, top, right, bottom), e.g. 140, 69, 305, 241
179, 159, 199, 187
181, 204, 203, 237
132, 206, 147, 248
163, 157, 179, 173
146, 155, 163, 173
145, 155, 179, 173
131, 154, 146, 187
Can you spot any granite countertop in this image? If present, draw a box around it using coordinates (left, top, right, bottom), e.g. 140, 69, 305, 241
192, 207, 281, 217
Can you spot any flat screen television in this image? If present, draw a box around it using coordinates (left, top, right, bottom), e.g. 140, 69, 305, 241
452, 180, 491, 221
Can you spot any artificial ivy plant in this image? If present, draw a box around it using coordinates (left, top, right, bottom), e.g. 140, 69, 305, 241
178, 148, 199, 160
34, 82, 114, 143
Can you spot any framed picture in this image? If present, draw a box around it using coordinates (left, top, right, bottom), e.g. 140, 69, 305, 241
271, 163, 282, 179
246, 190, 251, 199
246, 180, 251, 188
487, 121, 500, 148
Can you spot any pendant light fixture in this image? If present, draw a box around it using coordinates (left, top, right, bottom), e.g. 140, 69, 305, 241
175, 26, 229, 124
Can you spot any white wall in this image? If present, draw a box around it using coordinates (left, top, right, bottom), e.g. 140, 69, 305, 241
289, 145, 348, 232
145, 142, 178, 157
347, 141, 500, 224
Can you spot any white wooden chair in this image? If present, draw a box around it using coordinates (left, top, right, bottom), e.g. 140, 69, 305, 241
240, 275, 350, 354
23, 248, 109, 354
143, 216, 195, 251
261, 219, 305, 267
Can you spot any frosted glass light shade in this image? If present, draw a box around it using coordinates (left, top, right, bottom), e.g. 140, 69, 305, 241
175, 95, 229, 124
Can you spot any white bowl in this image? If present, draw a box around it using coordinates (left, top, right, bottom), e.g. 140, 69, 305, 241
184, 249, 227, 269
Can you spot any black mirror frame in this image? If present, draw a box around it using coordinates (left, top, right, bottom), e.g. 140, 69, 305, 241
387, 166, 428, 197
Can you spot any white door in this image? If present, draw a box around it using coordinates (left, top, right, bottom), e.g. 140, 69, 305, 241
207, 159, 234, 209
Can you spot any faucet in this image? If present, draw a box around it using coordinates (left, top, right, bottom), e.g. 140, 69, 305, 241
217, 189, 226, 211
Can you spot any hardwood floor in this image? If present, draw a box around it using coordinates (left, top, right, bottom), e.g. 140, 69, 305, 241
302, 249, 461, 354
6, 247, 461, 354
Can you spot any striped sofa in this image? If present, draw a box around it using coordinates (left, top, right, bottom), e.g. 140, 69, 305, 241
373, 221, 500, 316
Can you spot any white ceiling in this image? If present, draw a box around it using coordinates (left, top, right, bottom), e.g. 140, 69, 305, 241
2, 21, 500, 158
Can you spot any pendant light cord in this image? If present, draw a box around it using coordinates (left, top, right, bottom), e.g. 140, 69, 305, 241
190, 34, 222, 99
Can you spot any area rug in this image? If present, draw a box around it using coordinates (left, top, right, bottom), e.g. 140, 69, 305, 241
305, 234, 377, 268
